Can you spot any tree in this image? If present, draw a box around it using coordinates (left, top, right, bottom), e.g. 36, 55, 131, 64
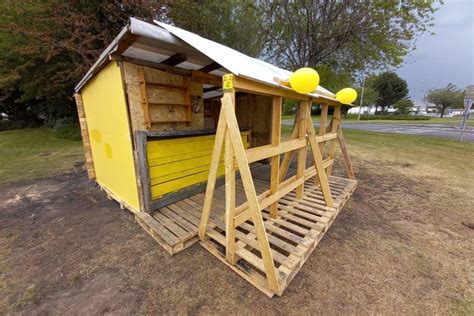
424, 83, 464, 117
258, 0, 439, 75
166, 0, 265, 57
0, 0, 165, 123
394, 98, 414, 114
372, 72, 409, 114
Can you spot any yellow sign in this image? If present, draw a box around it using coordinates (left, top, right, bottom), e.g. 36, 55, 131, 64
222, 74, 234, 92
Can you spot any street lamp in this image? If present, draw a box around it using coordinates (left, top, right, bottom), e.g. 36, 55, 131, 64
357, 76, 366, 121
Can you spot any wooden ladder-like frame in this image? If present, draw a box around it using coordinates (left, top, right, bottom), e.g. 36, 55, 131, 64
198, 74, 354, 295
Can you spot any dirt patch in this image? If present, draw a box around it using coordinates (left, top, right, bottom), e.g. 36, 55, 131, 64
1, 158, 473, 314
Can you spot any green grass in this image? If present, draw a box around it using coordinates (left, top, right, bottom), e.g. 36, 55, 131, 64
0, 128, 83, 184
282, 114, 473, 126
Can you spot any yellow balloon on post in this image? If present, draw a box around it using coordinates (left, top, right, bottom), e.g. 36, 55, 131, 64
336, 88, 358, 105
289, 68, 320, 94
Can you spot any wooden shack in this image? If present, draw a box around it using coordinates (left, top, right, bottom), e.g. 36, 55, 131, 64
75, 18, 357, 297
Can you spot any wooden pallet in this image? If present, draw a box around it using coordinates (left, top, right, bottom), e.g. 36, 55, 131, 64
135, 205, 200, 255
200, 175, 357, 297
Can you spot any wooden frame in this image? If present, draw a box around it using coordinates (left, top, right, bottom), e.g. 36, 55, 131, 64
197, 74, 355, 296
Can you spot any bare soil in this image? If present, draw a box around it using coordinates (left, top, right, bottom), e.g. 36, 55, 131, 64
1, 157, 473, 314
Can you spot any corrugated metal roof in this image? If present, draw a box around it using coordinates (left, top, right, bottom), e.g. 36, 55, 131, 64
76, 18, 336, 101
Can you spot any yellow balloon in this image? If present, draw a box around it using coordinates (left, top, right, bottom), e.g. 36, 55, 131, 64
289, 68, 320, 94
336, 88, 358, 105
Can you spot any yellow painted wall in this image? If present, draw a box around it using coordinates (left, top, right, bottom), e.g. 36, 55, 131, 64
148, 132, 249, 199
81, 62, 140, 212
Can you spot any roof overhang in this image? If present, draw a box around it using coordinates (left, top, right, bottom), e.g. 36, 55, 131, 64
75, 18, 340, 104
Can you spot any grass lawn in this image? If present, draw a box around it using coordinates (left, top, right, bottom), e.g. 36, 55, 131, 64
1, 124, 473, 314
0, 128, 83, 184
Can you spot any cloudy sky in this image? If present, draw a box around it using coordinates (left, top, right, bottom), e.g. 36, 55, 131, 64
396, 0, 474, 102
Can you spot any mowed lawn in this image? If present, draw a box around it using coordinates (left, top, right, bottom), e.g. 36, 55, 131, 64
0, 128, 83, 184
1, 126, 473, 314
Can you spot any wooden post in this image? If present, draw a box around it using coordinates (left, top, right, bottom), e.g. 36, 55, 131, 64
225, 87, 236, 264
326, 105, 341, 176
337, 125, 356, 180
278, 119, 299, 182
296, 101, 308, 198
138, 68, 151, 129
74, 93, 95, 180
305, 115, 334, 208
270, 96, 282, 218
198, 109, 226, 240
220, 93, 279, 293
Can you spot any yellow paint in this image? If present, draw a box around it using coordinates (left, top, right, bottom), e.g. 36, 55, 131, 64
222, 74, 234, 92
148, 132, 248, 198
81, 62, 140, 212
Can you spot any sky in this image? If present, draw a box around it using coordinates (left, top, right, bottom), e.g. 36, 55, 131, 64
396, 0, 474, 103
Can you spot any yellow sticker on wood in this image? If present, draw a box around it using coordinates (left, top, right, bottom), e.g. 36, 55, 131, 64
222, 74, 234, 92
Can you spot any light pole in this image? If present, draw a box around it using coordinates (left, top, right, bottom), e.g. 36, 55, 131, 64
357, 76, 366, 121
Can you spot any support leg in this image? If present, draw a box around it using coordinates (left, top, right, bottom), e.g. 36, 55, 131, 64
270, 96, 282, 218
296, 101, 309, 198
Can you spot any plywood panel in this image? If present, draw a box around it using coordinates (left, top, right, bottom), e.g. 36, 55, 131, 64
123, 62, 204, 131
81, 61, 140, 212
236, 93, 272, 148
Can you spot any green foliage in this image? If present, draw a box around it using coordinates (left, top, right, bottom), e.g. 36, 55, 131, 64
259, 0, 439, 74
167, 0, 264, 57
394, 98, 415, 114
0, 0, 163, 124
372, 72, 409, 113
53, 118, 82, 141
424, 83, 464, 117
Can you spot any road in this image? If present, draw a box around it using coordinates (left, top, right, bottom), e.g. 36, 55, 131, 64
282, 120, 474, 142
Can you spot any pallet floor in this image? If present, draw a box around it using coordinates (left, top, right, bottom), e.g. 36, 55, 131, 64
135, 165, 356, 296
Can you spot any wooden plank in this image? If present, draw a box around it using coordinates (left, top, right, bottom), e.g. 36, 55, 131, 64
199, 62, 222, 73
161, 53, 187, 66
279, 117, 299, 182
220, 92, 280, 293
198, 108, 226, 240
296, 101, 308, 198
337, 125, 356, 180
225, 90, 237, 264
134, 131, 153, 213
305, 115, 334, 208
74, 93, 95, 179
270, 96, 282, 218
138, 68, 151, 129
326, 105, 341, 175
246, 138, 306, 163
183, 77, 192, 122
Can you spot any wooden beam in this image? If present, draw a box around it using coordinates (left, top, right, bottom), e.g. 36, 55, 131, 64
225, 89, 237, 264
326, 105, 341, 176
110, 54, 191, 77
138, 68, 151, 129
191, 70, 222, 86
74, 93, 95, 180
199, 62, 222, 73
204, 86, 221, 93
161, 53, 187, 66
279, 118, 299, 182
296, 101, 309, 198
198, 109, 227, 240
221, 93, 279, 293
270, 96, 282, 218
305, 115, 334, 208
115, 33, 139, 55
337, 125, 356, 180
245, 138, 306, 164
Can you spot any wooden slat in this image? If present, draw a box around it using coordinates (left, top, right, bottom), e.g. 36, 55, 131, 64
138, 68, 151, 129
246, 138, 306, 163
296, 101, 308, 198
270, 96, 282, 218
161, 53, 187, 66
